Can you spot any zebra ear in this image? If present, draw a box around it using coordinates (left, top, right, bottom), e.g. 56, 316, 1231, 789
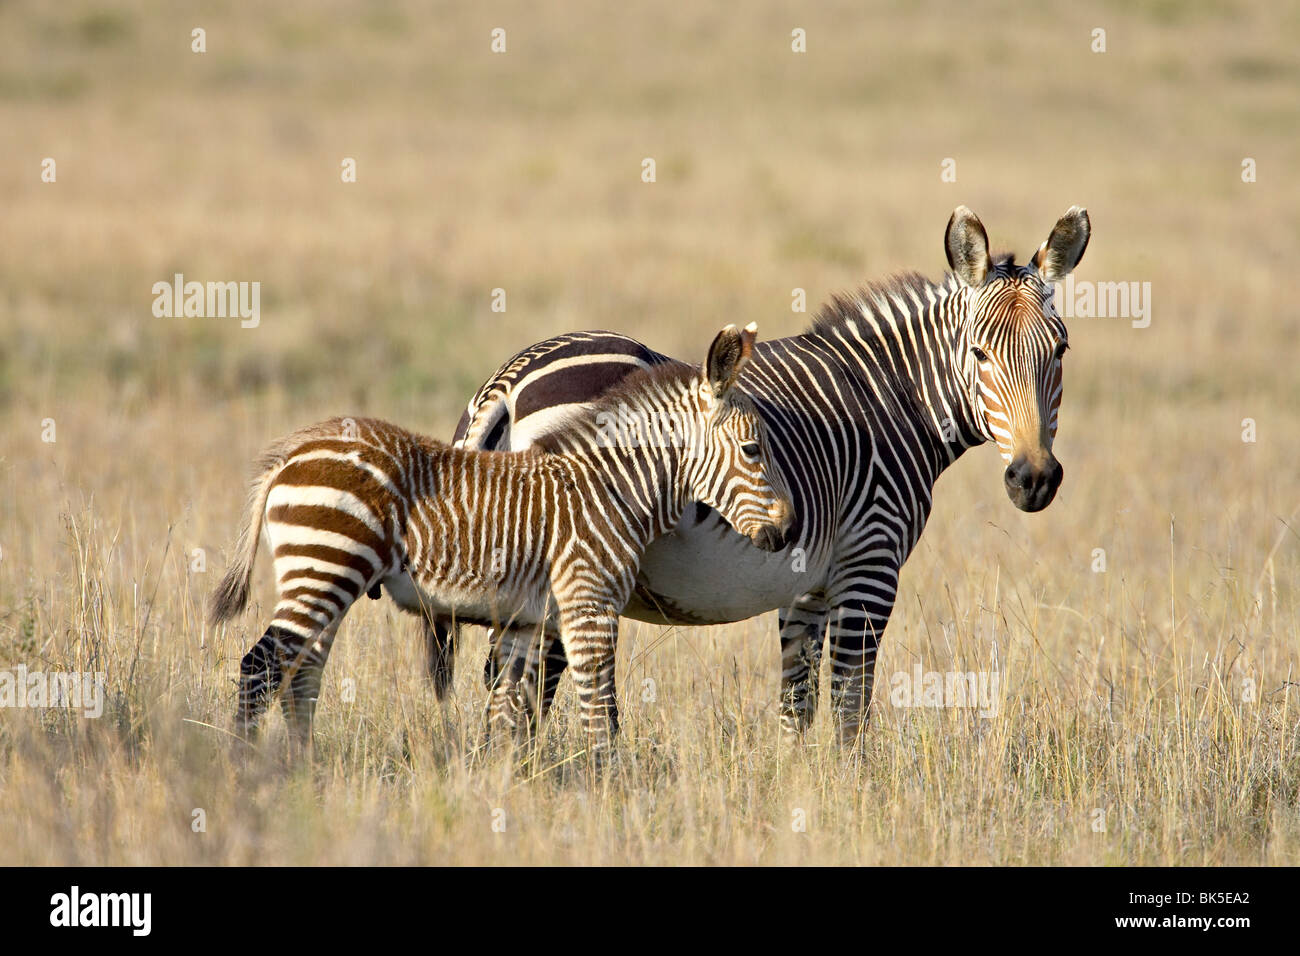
945, 206, 991, 288
1031, 206, 1091, 283
705, 322, 755, 400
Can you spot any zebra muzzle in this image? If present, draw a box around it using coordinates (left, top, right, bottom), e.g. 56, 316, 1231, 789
1004, 454, 1063, 512
750, 499, 794, 551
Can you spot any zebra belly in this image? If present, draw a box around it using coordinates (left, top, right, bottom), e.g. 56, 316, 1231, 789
624, 516, 828, 626
381, 574, 554, 630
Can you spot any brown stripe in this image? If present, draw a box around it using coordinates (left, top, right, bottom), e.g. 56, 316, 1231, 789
274, 543, 378, 585
277, 566, 363, 599
282, 585, 347, 611
268, 505, 388, 556
276, 455, 394, 499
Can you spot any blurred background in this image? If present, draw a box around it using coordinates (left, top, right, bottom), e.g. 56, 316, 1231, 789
0, 1, 1296, 863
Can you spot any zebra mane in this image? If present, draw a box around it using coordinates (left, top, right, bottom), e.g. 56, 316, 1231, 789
530, 360, 699, 453
806, 253, 1016, 339
808, 271, 942, 338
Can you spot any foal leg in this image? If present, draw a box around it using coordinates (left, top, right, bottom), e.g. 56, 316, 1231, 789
485, 626, 535, 744
281, 618, 342, 750
236, 625, 292, 738
235, 618, 339, 746
507, 625, 568, 739
238, 583, 354, 748
484, 622, 563, 745
556, 603, 619, 766
529, 635, 569, 726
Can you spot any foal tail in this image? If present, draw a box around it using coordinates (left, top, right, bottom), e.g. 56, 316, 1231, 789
209, 438, 296, 625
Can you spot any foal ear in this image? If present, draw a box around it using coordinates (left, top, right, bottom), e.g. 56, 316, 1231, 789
705, 322, 757, 400
945, 205, 991, 288
1031, 205, 1091, 283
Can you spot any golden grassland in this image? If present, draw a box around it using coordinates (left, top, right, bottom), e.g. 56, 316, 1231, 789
1, 1, 1297, 864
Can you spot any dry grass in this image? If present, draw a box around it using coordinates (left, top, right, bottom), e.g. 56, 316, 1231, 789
0, 0, 1297, 864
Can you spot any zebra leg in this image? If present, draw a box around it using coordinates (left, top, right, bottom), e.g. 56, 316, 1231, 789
236, 626, 291, 737
423, 616, 456, 699
556, 604, 619, 764
250, 581, 355, 748
531, 635, 569, 725
485, 626, 534, 743
824, 591, 893, 749
777, 593, 829, 738
236, 617, 341, 745
484, 622, 568, 744
280, 620, 342, 748
509, 627, 568, 737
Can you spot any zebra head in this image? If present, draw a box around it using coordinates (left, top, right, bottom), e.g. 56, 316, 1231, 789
946, 205, 1091, 513
691, 322, 794, 551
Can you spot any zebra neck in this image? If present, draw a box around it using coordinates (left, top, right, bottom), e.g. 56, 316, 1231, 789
911, 284, 985, 469
550, 419, 689, 544
813, 275, 985, 475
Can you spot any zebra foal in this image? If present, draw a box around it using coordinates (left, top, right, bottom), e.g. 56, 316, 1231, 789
210, 323, 792, 758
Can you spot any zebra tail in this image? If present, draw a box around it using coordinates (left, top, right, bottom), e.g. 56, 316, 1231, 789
209, 438, 293, 625
455, 387, 509, 450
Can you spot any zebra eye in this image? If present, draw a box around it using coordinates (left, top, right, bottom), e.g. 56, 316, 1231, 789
741, 442, 761, 458
1054, 341, 1070, 360
970, 346, 989, 363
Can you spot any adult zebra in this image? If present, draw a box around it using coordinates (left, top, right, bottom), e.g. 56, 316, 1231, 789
434, 205, 1090, 746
